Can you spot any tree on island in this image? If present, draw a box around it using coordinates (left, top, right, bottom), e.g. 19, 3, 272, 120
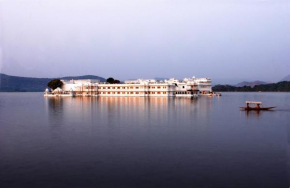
106, 77, 115, 83
212, 81, 290, 92
47, 79, 63, 90
106, 77, 121, 84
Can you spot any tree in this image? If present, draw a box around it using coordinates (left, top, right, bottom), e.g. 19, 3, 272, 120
106, 77, 115, 84
47, 79, 63, 90
106, 77, 121, 84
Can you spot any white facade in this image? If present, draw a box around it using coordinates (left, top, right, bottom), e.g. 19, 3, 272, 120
44, 77, 212, 97
192, 77, 212, 94
61, 79, 100, 96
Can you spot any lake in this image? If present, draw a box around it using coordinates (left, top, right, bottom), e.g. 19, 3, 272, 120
0, 92, 290, 188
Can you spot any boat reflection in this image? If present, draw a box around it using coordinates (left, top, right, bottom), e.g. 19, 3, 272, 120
243, 109, 275, 118
245, 110, 261, 116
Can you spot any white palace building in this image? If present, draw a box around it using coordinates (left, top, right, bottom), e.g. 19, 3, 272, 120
44, 77, 212, 97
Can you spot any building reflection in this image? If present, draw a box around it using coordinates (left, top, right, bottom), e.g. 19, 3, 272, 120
45, 97, 64, 120
44, 96, 213, 128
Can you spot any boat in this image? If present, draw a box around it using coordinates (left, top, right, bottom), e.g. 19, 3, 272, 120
240, 101, 276, 111
207, 92, 221, 97
216, 93, 222, 97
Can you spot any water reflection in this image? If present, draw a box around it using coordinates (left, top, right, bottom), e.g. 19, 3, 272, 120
245, 110, 261, 117
242, 110, 277, 119
44, 97, 213, 128
1, 93, 290, 188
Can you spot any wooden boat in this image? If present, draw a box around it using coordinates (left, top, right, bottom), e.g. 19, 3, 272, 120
216, 93, 222, 97
240, 101, 276, 111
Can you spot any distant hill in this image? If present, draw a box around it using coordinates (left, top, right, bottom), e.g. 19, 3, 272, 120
211, 78, 248, 86
281, 75, 290, 81
213, 81, 290, 92
0, 74, 106, 92
60, 75, 106, 81
154, 77, 169, 81
236, 81, 268, 88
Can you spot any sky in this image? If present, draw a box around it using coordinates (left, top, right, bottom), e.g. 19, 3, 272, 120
0, 0, 289, 84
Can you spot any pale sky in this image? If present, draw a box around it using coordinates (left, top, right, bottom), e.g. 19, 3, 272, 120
0, 0, 289, 84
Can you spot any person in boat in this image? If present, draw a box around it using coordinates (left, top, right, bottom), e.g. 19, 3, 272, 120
242, 101, 276, 111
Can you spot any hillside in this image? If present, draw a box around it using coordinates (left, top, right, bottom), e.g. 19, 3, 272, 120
235, 81, 267, 88
281, 75, 290, 81
154, 77, 169, 81
213, 81, 290, 92
0, 74, 106, 92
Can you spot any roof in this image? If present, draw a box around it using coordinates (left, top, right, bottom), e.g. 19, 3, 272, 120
246, 101, 262, 104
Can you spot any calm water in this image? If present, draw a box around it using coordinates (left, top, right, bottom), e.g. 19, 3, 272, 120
0, 92, 290, 188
